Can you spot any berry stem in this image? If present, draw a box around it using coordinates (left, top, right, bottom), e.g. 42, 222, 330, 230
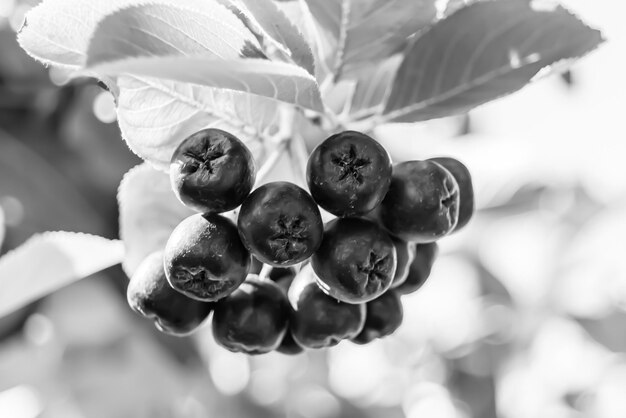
254, 105, 297, 187
258, 264, 272, 281
288, 133, 309, 188
254, 137, 290, 187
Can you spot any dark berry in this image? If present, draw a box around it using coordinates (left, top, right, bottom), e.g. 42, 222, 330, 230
276, 329, 304, 355
429, 157, 474, 232
288, 265, 365, 349
311, 218, 396, 304
268, 266, 298, 289
307, 131, 392, 217
249, 256, 264, 275
390, 235, 416, 287
170, 128, 255, 213
379, 161, 459, 242
395, 243, 438, 295
238, 182, 323, 266
266, 267, 303, 354
352, 290, 403, 344
164, 213, 250, 302
212, 276, 289, 354
127, 251, 213, 336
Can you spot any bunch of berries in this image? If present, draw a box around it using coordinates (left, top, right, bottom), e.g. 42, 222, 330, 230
126, 128, 474, 354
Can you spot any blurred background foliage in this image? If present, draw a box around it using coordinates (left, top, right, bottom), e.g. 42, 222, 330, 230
1, 1, 626, 417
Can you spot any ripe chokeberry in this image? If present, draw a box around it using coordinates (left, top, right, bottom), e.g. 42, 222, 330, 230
164, 213, 250, 302
429, 157, 474, 232
378, 160, 459, 242
395, 243, 439, 295
306, 131, 392, 217
311, 217, 396, 304
238, 182, 323, 266
352, 290, 403, 344
276, 329, 305, 355
265, 267, 304, 355
268, 266, 298, 289
249, 256, 264, 275
170, 128, 255, 213
127, 251, 213, 336
390, 235, 416, 288
289, 265, 365, 348
212, 276, 290, 354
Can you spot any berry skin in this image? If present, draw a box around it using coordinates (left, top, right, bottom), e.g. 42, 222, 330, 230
311, 217, 397, 304
238, 182, 323, 266
378, 161, 460, 242
395, 243, 438, 295
170, 128, 255, 213
352, 290, 403, 345
164, 213, 250, 302
389, 235, 416, 288
288, 265, 365, 349
307, 131, 392, 217
249, 256, 264, 275
429, 157, 474, 232
212, 276, 289, 354
265, 267, 304, 355
268, 266, 298, 289
127, 251, 213, 336
276, 329, 304, 355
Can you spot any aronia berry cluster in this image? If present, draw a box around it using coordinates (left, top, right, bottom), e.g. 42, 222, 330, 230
126, 128, 474, 354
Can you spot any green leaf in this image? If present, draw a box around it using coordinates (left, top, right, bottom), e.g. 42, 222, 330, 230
382, 0, 604, 123
302, 0, 437, 78
237, 0, 316, 75
86, 2, 264, 67
87, 56, 324, 112
0, 232, 124, 318
349, 55, 402, 118
115, 76, 278, 170
444, 0, 469, 16
17, 0, 143, 68
17, 0, 263, 99
117, 164, 194, 276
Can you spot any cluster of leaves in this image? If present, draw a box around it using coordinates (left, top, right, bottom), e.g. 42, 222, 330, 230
0, 0, 603, 317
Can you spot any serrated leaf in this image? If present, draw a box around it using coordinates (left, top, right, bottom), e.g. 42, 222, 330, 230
17, 0, 143, 68
236, 0, 316, 75
19, 0, 237, 68
86, 2, 264, 67
116, 75, 278, 170
303, 0, 437, 78
0, 232, 123, 318
382, 0, 604, 123
87, 56, 324, 112
117, 164, 194, 276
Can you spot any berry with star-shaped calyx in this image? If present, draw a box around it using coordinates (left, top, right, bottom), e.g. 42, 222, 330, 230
311, 217, 397, 304
429, 157, 475, 232
170, 128, 255, 213
378, 160, 460, 242
127, 251, 214, 336
164, 213, 250, 302
307, 131, 392, 217
238, 182, 323, 266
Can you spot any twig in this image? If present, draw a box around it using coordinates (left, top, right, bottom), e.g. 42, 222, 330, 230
254, 105, 297, 187
254, 137, 290, 187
